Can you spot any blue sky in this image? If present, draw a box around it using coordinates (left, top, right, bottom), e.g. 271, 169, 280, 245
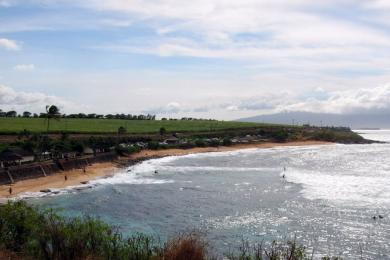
1, 0, 390, 119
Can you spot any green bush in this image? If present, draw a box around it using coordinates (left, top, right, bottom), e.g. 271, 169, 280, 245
0, 201, 42, 252
116, 145, 141, 156
222, 138, 232, 146
195, 139, 206, 147
209, 139, 220, 147
0, 201, 163, 259
270, 131, 289, 142
147, 141, 160, 150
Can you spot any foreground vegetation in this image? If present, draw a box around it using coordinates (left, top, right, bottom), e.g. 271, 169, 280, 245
0, 117, 266, 134
0, 201, 341, 260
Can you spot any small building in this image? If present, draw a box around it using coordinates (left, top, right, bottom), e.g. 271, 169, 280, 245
53, 150, 78, 159
136, 142, 147, 148
11, 147, 35, 164
165, 136, 179, 145
0, 147, 34, 167
36, 151, 52, 161
0, 149, 22, 168
83, 147, 94, 155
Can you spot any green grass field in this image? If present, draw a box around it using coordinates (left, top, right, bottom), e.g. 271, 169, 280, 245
0, 118, 266, 134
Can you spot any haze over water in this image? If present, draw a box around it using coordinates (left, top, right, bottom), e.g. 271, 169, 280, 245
31, 130, 390, 259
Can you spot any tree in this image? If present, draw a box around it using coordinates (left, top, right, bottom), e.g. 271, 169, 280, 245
6, 111, 17, 117
22, 111, 31, 118
159, 127, 166, 136
118, 126, 127, 135
87, 114, 96, 119
45, 105, 61, 133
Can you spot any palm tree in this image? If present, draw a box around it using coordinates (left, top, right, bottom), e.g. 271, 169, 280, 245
45, 105, 61, 133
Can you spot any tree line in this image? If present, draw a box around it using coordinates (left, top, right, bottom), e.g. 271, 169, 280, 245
0, 108, 216, 121
0, 109, 156, 120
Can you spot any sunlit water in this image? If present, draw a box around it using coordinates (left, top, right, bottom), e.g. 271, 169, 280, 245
29, 130, 390, 259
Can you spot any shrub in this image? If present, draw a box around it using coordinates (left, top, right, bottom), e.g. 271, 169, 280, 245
209, 139, 220, 147
0, 202, 161, 259
147, 141, 160, 150
272, 131, 289, 142
222, 138, 232, 146
226, 239, 307, 260
116, 145, 141, 156
0, 201, 42, 252
194, 139, 206, 147
163, 232, 207, 260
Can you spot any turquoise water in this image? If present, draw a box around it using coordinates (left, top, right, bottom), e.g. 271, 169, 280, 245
28, 131, 390, 259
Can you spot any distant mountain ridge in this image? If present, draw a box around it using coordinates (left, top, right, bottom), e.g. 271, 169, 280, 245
238, 111, 390, 129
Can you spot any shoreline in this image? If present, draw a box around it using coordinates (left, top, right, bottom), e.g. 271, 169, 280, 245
0, 140, 331, 199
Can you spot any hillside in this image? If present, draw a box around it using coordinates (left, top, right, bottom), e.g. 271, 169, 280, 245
239, 111, 390, 129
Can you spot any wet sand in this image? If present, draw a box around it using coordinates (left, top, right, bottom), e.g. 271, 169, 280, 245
0, 140, 331, 199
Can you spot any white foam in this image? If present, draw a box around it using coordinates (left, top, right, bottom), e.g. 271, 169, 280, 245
91, 171, 174, 185
285, 168, 390, 207
16, 183, 98, 199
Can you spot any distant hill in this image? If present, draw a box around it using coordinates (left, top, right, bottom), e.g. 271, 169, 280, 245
238, 111, 390, 129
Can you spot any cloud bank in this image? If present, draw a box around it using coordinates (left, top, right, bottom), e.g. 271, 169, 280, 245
0, 38, 20, 51
0, 85, 85, 114
144, 84, 390, 117
13, 64, 35, 71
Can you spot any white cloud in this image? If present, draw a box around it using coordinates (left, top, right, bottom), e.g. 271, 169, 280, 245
100, 18, 132, 27
0, 85, 85, 113
13, 64, 35, 71
0, 0, 12, 6
226, 105, 239, 111
0, 38, 21, 51
166, 102, 181, 111
212, 83, 390, 117
283, 84, 390, 115
144, 101, 183, 114
82, 0, 390, 80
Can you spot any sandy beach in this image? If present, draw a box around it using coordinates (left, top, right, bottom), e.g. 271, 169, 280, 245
0, 140, 331, 199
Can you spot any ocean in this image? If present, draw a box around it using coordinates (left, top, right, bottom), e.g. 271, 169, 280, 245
29, 130, 390, 259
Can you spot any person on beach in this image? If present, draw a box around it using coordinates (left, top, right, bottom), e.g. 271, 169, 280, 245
83, 167, 86, 173
9, 186, 12, 195
65, 175, 68, 181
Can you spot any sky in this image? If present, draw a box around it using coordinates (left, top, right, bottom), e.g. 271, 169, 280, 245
1, 0, 390, 119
